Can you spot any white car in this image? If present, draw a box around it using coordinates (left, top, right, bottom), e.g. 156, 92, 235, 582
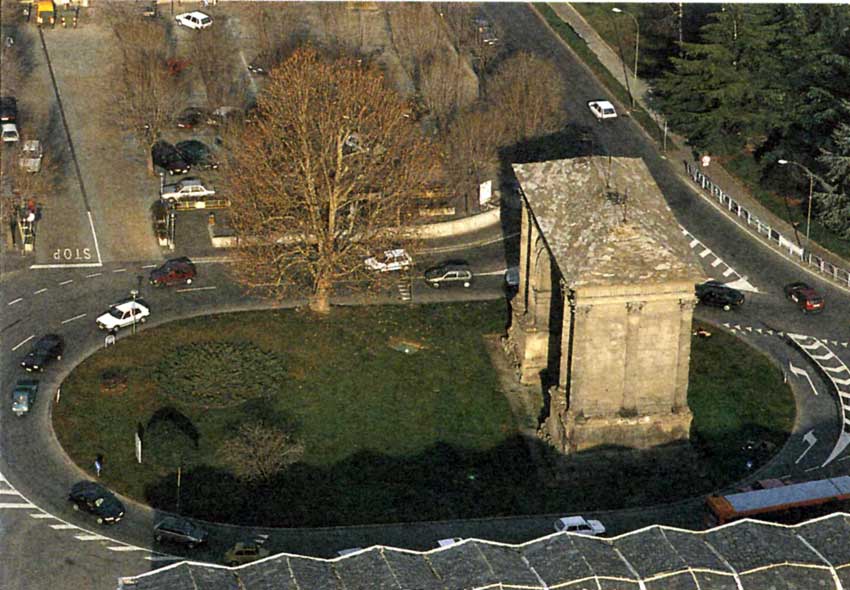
96, 300, 151, 331
437, 537, 464, 548
1, 122, 20, 143
364, 249, 412, 272
161, 178, 215, 203
587, 100, 618, 121
554, 516, 606, 536
175, 11, 212, 30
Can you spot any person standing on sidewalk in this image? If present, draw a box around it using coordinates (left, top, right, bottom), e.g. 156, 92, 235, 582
94, 455, 103, 477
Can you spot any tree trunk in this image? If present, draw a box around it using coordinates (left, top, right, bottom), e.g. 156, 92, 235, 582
309, 277, 331, 314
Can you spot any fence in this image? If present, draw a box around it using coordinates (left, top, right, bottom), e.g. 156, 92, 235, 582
684, 162, 850, 289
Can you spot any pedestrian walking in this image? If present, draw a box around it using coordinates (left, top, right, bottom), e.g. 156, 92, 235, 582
94, 455, 103, 477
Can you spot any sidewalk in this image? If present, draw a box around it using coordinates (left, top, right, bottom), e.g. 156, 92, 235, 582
547, 3, 850, 277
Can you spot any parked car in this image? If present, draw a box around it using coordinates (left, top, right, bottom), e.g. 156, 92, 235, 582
176, 140, 218, 170
11, 379, 39, 416
1, 122, 20, 143
175, 11, 212, 30
96, 299, 151, 331
695, 280, 745, 311
68, 481, 125, 524
437, 538, 464, 548
152, 140, 190, 175
149, 257, 196, 287
587, 100, 617, 121
247, 62, 268, 76
424, 261, 473, 288
473, 16, 498, 46
175, 107, 210, 129
553, 516, 606, 536
224, 542, 269, 566
160, 177, 215, 203
20, 334, 64, 372
0, 96, 17, 122
207, 105, 243, 127
784, 281, 825, 314
365, 249, 412, 272
153, 516, 207, 548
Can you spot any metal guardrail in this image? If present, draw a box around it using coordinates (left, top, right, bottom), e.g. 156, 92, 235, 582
685, 162, 850, 289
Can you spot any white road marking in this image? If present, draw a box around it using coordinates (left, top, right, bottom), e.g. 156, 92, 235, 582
146, 554, 181, 562
839, 455, 850, 462
87, 211, 103, 265
59, 279, 74, 286
75, 534, 107, 541
50, 524, 78, 530
30, 513, 55, 519
804, 465, 821, 472
12, 335, 35, 351
795, 430, 817, 464
710, 258, 723, 267
141, 264, 157, 269
788, 362, 818, 396
86, 272, 102, 278
0, 503, 36, 509
7, 297, 22, 306
33, 288, 48, 295
176, 286, 217, 293
722, 267, 735, 277
112, 268, 127, 273
477, 269, 510, 277
107, 546, 147, 552
698, 249, 712, 258
61, 313, 86, 325
0, 489, 21, 495
30, 263, 102, 269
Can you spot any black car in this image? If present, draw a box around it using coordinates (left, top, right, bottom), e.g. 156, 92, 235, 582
20, 334, 64, 372
175, 107, 210, 129
149, 257, 197, 287
153, 516, 208, 548
695, 281, 745, 311
424, 260, 473, 288
175, 140, 218, 170
0, 96, 16, 123
152, 140, 190, 175
68, 481, 125, 524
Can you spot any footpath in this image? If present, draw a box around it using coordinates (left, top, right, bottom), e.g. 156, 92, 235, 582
546, 3, 850, 288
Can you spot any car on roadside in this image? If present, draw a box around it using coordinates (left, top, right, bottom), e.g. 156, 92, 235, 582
20, 334, 64, 372
224, 542, 269, 566
207, 106, 243, 127
784, 281, 825, 314
0, 96, 17, 122
423, 261, 473, 288
68, 481, 125, 524
553, 515, 606, 536
365, 248, 412, 272
152, 140, 190, 175
587, 100, 617, 121
11, 379, 39, 416
149, 257, 197, 287
153, 516, 208, 548
175, 107, 210, 129
695, 280, 745, 311
176, 139, 219, 170
96, 299, 151, 331
1, 122, 20, 143
160, 177, 215, 203
175, 11, 212, 30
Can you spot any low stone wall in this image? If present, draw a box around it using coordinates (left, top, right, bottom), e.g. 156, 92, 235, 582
413, 207, 501, 238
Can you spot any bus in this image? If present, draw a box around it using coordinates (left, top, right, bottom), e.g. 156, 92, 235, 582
706, 476, 850, 525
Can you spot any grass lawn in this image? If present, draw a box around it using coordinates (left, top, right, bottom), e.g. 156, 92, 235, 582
54, 304, 794, 526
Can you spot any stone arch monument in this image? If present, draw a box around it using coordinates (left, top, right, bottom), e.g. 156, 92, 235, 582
506, 157, 705, 454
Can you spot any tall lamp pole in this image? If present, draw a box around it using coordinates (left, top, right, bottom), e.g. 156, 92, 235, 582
777, 159, 832, 251
612, 7, 639, 85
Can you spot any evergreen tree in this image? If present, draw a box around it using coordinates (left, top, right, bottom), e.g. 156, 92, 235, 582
815, 115, 850, 239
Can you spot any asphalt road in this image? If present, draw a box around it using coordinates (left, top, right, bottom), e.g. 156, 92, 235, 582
2, 4, 850, 590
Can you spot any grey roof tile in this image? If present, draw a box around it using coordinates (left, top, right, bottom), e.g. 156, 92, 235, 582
796, 514, 850, 566
706, 522, 821, 572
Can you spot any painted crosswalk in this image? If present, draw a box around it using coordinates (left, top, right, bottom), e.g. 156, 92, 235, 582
681, 227, 759, 293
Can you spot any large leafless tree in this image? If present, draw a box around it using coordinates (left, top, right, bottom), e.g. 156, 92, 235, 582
222, 47, 437, 313
218, 422, 304, 482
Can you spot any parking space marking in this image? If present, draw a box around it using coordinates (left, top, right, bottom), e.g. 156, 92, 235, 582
30, 513, 55, 519
34, 288, 48, 295
75, 533, 107, 541
59, 279, 74, 286
176, 286, 217, 293
87, 211, 103, 264
0, 503, 36, 509
113, 268, 127, 273
141, 264, 157, 269
85, 272, 102, 278
12, 335, 35, 351
61, 313, 86, 325
8, 297, 23, 306
107, 546, 148, 552
0, 489, 21, 495
31, 263, 103, 269
50, 524, 78, 530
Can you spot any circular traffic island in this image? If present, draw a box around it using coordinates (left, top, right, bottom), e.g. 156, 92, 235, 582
53, 304, 793, 527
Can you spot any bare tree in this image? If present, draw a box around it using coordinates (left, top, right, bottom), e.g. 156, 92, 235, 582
419, 51, 467, 132
485, 52, 566, 146
247, 3, 304, 68
218, 422, 304, 482
387, 3, 444, 72
443, 106, 503, 214
187, 22, 242, 108
221, 47, 437, 313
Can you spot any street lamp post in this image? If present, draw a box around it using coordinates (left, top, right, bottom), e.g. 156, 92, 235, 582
777, 159, 832, 251
130, 289, 139, 335
612, 7, 639, 85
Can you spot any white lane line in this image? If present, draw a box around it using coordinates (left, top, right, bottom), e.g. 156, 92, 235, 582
86, 272, 102, 278
12, 335, 35, 351
0, 503, 36, 509
75, 534, 107, 541
113, 268, 127, 273
176, 286, 217, 293
33, 288, 48, 295
0, 489, 21, 495
147, 554, 181, 562
87, 211, 103, 265
141, 264, 157, 269
477, 269, 510, 277
50, 523, 78, 530
59, 279, 74, 286
30, 263, 102, 269
61, 313, 86, 325
107, 546, 148, 552
30, 513, 55, 519
7, 297, 23, 306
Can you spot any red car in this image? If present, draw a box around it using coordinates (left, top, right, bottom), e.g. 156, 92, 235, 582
784, 281, 825, 314
149, 257, 197, 287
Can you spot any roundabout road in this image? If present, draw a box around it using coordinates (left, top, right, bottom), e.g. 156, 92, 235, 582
2, 4, 850, 589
